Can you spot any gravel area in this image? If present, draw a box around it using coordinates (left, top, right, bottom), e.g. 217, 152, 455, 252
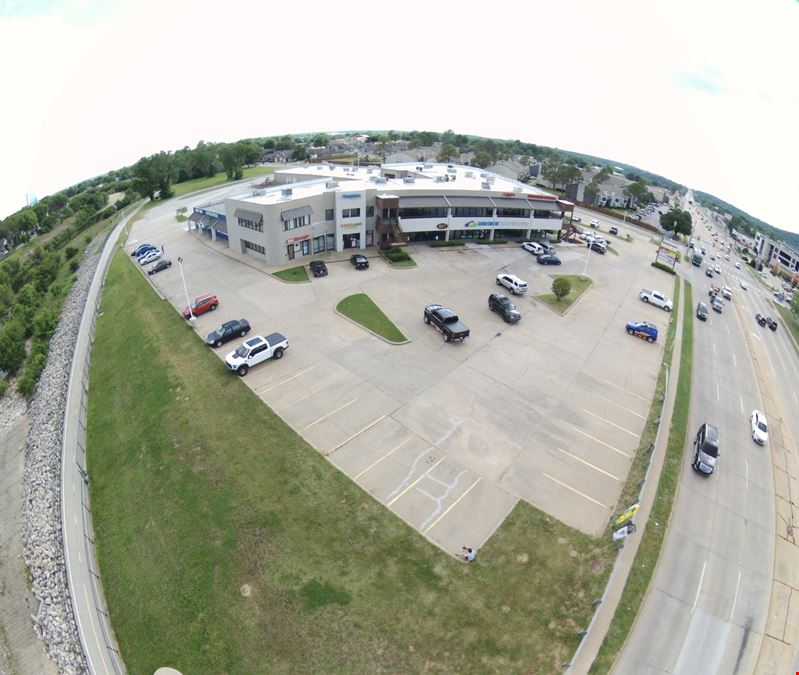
16, 248, 101, 674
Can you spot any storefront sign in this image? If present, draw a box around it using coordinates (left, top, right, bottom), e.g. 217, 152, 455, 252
286, 234, 310, 244
656, 245, 678, 268
464, 220, 500, 228
437, 223, 448, 230
340, 222, 362, 229
342, 192, 361, 199
528, 194, 558, 201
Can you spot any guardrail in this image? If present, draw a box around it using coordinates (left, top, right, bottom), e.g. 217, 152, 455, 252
62, 204, 144, 674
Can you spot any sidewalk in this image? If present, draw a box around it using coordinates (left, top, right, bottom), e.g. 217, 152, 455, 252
568, 276, 685, 673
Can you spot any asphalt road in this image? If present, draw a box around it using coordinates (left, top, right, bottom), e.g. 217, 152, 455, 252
614, 198, 799, 673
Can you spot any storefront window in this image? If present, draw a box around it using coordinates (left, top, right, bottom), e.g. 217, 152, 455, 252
325, 234, 335, 251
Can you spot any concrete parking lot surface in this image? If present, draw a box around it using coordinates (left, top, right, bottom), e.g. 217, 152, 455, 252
128, 198, 672, 554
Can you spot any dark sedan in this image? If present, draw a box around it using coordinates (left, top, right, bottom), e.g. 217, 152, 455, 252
205, 319, 251, 348
309, 260, 328, 277
755, 313, 767, 327
350, 254, 369, 270
536, 254, 562, 265
147, 259, 172, 275
766, 317, 778, 331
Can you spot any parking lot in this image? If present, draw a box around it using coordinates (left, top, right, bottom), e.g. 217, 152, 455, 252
128, 205, 671, 554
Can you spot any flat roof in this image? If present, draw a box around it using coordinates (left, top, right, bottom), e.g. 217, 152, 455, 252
233, 162, 559, 208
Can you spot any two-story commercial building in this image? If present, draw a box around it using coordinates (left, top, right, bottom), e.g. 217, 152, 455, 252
189, 163, 569, 267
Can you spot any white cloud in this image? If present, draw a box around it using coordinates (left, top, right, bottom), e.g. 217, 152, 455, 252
1, 0, 797, 232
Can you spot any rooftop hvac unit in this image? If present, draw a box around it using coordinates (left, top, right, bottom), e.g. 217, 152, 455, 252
403, 176, 416, 184
465, 171, 474, 178
479, 172, 488, 179
435, 175, 447, 183
481, 181, 492, 190
447, 166, 456, 173
375, 177, 387, 184
325, 180, 339, 188
423, 163, 433, 169
416, 166, 424, 171
281, 188, 293, 198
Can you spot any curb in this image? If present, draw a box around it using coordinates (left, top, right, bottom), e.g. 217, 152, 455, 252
333, 307, 410, 345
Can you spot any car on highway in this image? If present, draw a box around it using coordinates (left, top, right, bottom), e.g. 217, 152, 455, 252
139, 249, 161, 266
740, 280, 748, 290
735, 262, 741, 269
496, 273, 528, 295
626, 320, 658, 343
705, 268, 714, 278
536, 254, 561, 265
696, 302, 709, 321
608, 225, 619, 235
767, 317, 778, 331
521, 241, 544, 255
750, 410, 768, 445
711, 296, 723, 313
589, 219, 600, 228
714, 264, 721, 274
755, 313, 767, 327
488, 294, 521, 323
350, 254, 369, 270
309, 260, 328, 277
692, 422, 720, 476
147, 259, 172, 275
206, 319, 251, 348
572, 215, 582, 223
225, 333, 288, 376
182, 293, 219, 319
722, 286, 732, 299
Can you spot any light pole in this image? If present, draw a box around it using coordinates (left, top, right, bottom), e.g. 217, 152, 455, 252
581, 239, 591, 281
177, 256, 195, 322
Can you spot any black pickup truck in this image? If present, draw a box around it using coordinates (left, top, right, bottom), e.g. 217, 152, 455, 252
423, 304, 470, 342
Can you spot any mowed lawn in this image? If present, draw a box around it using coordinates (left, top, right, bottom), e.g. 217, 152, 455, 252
87, 252, 615, 674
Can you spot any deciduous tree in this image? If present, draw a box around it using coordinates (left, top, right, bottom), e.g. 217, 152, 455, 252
552, 276, 572, 301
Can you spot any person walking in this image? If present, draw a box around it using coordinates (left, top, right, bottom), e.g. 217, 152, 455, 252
161, 244, 165, 253
461, 546, 476, 562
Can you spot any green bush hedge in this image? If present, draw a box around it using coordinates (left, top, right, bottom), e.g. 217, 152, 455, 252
651, 261, 677, 275
384, 248, 411, 262
430, 240, 465, 248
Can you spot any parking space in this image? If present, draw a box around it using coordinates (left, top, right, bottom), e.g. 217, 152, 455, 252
130, 205, 670, 550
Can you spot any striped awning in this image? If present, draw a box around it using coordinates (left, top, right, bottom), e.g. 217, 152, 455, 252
491, 197, 532, 209
209, 218, 227, 234
446, 196, 494, 208
188, 212, 204, 223
398, 196, 450, 208
528, 199, 563, 211
234, 208, 263, 222
280, 205, 313, 221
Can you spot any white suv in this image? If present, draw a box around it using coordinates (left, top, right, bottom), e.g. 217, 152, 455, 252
590, 219, 600, 228
496, 273, 528, 295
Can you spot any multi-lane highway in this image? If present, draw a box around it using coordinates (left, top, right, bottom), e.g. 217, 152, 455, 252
614, 199, 799, 673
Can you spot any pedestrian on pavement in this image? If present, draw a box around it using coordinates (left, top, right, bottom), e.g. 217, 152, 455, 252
462, 546, 476, 562
161, 244, 165, 253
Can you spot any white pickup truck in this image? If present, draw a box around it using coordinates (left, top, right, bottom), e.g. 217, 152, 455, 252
225, 333, 288, 376
639, 289, 673, 311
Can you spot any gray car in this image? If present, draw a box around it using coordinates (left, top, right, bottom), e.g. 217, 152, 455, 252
692, 422, 719, 475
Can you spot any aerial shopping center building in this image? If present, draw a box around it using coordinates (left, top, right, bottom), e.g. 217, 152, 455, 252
189, 162, 573, 267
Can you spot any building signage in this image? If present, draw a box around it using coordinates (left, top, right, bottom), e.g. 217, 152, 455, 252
196, 208, 223, 218
500, 220, 530, 228
436, 223, 448, 230
464, 220, 500, 228
656, 245, 678, 268
342, 192, 361, 199
528, 194, 557, 201
286, 234, 310, 244
340, 222, 362, 230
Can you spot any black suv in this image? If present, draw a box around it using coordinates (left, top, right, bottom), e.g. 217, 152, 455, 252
350, 254, 369, 270
488, 294, 521, 323
309, 260, 328, 277
692, 422, 720, 475
205, 319, 251, 348
696, 302, 709, 321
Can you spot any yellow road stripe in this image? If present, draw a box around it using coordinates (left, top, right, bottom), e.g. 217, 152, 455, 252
277, 383, 329, 410
595, 377, 648, 402
260, 366, 315, 393
424, 477, 483, 533
582, 409, 639, 437
354, 437, 413, 480
593, 393, 646, 420
558, 448, 620, 480
327, 415, 387, 455
543, 473, 610, 508
300, 399, 357, 432
387, 457, 445, 506
572, 427, 632, 458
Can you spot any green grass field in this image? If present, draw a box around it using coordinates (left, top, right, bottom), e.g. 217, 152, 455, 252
336, 293, 407, 342
171, 166, 274, 198
536, 275, 593, 314
86, 254, 617, 674
273, 265, 309, 282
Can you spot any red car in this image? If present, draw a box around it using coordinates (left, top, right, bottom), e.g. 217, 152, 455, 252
183, 293, 219, 319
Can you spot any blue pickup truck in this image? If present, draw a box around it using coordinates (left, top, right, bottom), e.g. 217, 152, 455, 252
626, 321, 658, 343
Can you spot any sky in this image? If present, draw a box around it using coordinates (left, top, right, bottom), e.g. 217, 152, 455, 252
1, 0, 797, 231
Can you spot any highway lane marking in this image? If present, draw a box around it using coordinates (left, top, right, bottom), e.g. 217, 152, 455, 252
794, 391, 798, 407
692, 559, 707, 615
260, 366, 315, 393
423, 476, 482, 533
83, 584, 110, 674
726, 324, 730, 334
730, 568, 742, 622
387, 457, 445, 506
329, 415, 387, 454
581, 409, 639, 437
745, 460, 749, 484
732, 353, 737, 368
712, 342, 717, 356
593, 393, 646, 420
353, 436, 413, 480
716, 382, 720, 402
558, 448, 620, 480
300, 398, 357, 432
572, 427, 632, 458
543, 473, 610, 509
739, 395, 744, 415
595, 377, 648, 402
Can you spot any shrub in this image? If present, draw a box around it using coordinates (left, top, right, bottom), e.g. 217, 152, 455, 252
485, 238, 508, 245
0, 379, 7, 397
65, 246, 79, 259
17, 351, 46, 398
384, 249, 410, 262
0, 321, 26, 375
32, 307, 59, 340
651, 261, 677, 275
84, 235, 92, 245
430, 240, 465, 248
69, 260, 80, 273
552, 276, 572, 301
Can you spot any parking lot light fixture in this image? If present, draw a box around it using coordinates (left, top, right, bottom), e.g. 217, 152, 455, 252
177, 256, 195, 322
